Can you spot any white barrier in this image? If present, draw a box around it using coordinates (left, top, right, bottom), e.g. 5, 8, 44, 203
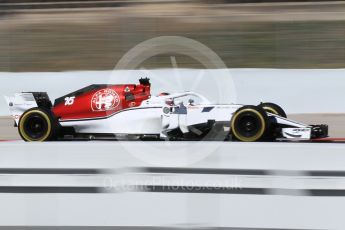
0, 142, 345, 229
1, 141, 345, 170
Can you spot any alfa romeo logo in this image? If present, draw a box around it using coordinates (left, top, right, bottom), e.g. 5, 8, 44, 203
91, 88, 120, 112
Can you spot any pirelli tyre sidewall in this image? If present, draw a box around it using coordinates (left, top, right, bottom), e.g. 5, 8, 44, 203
18, 108, 57, 142
231, 106, 269, 142
259, 102, 287, 118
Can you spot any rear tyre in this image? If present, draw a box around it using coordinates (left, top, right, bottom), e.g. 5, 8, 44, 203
18, 108, 58, 142
259, 102, 287, 118
231, 105, 269, 142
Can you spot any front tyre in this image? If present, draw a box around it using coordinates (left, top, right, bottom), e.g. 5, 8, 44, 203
18, 108, 57, 142
231, 105, 269, 142
259, 102, 287, 118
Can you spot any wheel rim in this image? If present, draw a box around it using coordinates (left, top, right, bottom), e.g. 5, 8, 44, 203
19, 110, 52, 141
231, 109, 266, 142
235, 113, 262, 138
23, 115, 48, 139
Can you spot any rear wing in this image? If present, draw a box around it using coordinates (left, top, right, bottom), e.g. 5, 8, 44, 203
4, 92, 51, 126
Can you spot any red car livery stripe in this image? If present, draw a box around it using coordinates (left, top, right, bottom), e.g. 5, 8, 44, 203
52, 81, 151, 120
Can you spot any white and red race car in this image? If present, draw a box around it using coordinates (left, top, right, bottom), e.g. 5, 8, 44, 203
5, 78, 328, 142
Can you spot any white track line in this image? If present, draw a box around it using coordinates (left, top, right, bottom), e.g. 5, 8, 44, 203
1, 172, 345, 191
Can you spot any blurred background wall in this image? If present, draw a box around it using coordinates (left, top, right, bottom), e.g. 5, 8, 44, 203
0, 0, 345, 71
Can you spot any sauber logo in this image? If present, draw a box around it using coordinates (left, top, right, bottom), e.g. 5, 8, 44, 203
91, 88, 120, 112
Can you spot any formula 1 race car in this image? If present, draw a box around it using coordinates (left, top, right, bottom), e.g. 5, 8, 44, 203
5, 78, 328, 142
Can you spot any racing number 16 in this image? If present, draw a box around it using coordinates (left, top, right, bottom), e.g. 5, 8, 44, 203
64, 96, 75, 106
